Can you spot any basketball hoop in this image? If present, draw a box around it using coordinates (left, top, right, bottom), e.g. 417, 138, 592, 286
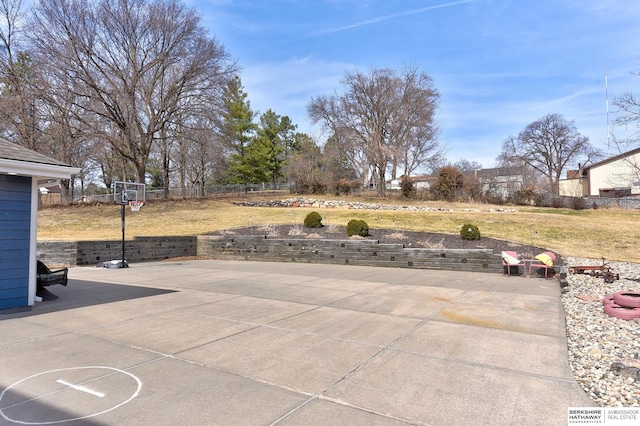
129, 200, 144, 212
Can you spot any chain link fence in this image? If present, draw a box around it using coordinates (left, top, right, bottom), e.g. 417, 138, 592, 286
39, 183, 292, 206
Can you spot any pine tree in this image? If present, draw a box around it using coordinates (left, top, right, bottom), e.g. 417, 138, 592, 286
220, 76, 257, 189
247, 109, 296, 188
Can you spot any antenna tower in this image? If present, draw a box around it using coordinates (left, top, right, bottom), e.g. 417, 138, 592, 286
606, 73, 611, 156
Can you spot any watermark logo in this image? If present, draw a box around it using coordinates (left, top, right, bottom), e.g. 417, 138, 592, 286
569, 408, 640, 425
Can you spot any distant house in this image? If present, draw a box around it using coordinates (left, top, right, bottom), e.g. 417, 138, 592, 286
40, 184, 62, 194
558, 169, 586, 197
386, 175, 436, 191
466, 167, 525, 198
386, 169, 525, 198
0, 138, 80, 311
559, 147, 640, 197
39, 183, 66, 205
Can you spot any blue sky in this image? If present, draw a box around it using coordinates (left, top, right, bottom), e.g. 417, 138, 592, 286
190, 0, 640, 168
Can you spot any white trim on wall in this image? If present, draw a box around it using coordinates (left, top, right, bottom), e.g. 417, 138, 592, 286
0, 158, 80, 179
28, 177, 38, 306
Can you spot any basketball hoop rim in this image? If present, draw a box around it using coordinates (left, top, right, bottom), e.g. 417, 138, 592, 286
128, 200, 144, 211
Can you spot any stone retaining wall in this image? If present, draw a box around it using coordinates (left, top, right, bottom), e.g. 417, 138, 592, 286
38, 236, 197, 267
38, 235, 504, 273
543, 195, 640, 210
37, 241, 78, 267
197, 235, 503, 273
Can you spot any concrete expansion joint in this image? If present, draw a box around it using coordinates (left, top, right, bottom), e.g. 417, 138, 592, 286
391, 344, 576, 384
310, 395, 424, 426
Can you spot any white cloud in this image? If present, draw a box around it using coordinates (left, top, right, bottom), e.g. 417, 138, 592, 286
314, 0, 478, 36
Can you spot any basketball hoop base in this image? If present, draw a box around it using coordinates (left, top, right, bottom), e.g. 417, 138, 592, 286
98, 259, 129, 269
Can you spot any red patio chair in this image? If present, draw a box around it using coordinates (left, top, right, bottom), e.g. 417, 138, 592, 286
528, 252, 556, 279
501, 251, 524, 276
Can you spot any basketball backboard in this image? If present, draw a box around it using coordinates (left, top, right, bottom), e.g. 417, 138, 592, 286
113, 181, 146, 206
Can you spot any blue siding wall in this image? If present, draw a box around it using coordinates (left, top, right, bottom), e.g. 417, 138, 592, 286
0, 174, 31, 309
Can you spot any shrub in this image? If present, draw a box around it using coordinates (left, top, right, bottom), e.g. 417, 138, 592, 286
551, 197, 564, 208
483, 194, 506, 205
346, 219, 370, 237
303, 211, 323, 228
511, 187, 536, 206
460, 223, 480, 240
533, 193, 544, 207
432, 166, 464, 201
334, 179, 353, 195
571, 197, 586, 210
400, 176, 416, 199
291, 181, 327, 195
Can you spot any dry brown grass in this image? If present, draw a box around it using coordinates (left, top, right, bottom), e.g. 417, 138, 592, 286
387, 232, 409, 241
421, 237, 446, 249
37, 197, 640, 262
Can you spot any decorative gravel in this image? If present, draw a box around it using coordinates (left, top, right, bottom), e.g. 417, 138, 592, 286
234, 197, 519, 213
563, 257, 640, 407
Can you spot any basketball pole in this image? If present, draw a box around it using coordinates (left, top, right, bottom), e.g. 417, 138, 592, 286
110, 181, 143, 268
118, 188, 129, 268
121, 203, 126, 267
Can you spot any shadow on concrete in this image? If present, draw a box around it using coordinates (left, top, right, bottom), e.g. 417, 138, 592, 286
0, 386, 109, 425
1, 279, 175, 319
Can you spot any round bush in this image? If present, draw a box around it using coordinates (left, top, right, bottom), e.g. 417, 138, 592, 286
460, 223, 480, 240
303, 211, 323, 228
346, 219, 370, 237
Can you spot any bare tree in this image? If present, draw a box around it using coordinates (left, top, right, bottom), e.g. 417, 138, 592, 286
389, 68, 443, 177
453, 158, 483, 173
180, 118, 226, 195
608, 73, 640, 182
495, 146, 547, 193
308, 66, 441, 197
0, 0, 88, 201
29, 0, 236, 184
613, 73, 640, 150
284, 134, 325, 193
499, 113, 601, 194
0, 0, 45, 150
40, 87, 97, 201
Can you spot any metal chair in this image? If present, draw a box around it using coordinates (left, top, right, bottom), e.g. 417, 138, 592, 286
36, 260, 68, 298
528, 252, 556, 278
501, 251, 525, 276
37, 260, 68, 288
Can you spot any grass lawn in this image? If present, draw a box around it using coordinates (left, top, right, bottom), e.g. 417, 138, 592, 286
37, 194, 640, 263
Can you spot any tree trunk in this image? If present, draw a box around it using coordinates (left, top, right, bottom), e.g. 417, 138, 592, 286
136, 162, 146, 186
163, 148, 170, 198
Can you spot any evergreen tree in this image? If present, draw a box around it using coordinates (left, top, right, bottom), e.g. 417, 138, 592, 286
247, 109, 296, 187
433, 166, 464, 201
220, 76, 257, 188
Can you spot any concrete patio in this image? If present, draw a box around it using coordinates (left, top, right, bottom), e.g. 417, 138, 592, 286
0, 260, 595, 425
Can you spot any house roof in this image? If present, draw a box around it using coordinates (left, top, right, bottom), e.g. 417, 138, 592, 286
0, 137, 80, 180
583, 146, 640, 171
464, 166, 524, 178
407, 175, 436, 182
0, 137, 70, 166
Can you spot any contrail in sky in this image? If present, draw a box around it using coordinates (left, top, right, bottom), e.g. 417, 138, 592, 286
316, 0, 478, 36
